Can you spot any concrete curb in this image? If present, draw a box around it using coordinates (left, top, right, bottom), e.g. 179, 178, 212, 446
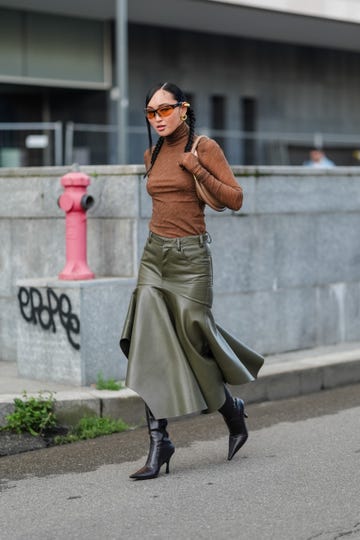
0, 388, 145, 429
1, 348, 360, 428
235, 348, 360, 404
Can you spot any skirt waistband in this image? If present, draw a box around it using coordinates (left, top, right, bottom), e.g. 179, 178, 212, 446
148, 231, 211, 248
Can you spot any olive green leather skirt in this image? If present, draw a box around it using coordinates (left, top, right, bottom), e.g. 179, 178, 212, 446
120, 232, 264, 419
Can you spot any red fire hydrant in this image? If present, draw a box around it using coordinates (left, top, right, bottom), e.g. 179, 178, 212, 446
58, 172, 95, 280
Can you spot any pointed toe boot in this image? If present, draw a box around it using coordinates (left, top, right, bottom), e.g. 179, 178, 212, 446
130, 406, 175, 480
219, 387, 249, 461
226, 398, 248, 461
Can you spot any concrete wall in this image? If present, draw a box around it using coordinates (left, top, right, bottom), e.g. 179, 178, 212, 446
1, 165, 360, 366
130, 24, 360, 135
127, 25, 360, 164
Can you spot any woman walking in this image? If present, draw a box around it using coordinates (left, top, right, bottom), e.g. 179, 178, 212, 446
120, 82, 264, 480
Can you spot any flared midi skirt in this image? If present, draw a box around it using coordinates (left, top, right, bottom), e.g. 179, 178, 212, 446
120, 232, 264, 419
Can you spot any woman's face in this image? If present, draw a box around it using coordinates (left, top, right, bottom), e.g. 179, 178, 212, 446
146, 89, 187, 137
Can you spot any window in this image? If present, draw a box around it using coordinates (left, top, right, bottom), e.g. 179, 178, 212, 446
242, 97, 257, 165
211, 95, 225, 150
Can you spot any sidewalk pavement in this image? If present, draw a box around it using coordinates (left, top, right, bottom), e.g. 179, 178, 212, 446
1, 342, 360, 428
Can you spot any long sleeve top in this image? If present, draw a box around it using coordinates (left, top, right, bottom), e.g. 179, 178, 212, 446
145, 122, 243, 238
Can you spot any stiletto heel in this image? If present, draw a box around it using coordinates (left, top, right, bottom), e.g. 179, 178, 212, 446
130, 406, 175, 480
226, 398, 248, 460
219, 388, 249, 461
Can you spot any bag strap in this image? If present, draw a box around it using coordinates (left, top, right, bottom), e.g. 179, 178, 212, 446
191, 135, 208, 156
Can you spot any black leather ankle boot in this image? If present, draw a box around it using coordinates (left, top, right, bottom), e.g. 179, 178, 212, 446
219, 387, 249, 461
129, 406, 175, 480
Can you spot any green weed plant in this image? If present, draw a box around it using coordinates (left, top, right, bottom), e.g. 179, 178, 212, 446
54, 416, 129, 444
1, 391, 57, 436
96, 372, 123, 391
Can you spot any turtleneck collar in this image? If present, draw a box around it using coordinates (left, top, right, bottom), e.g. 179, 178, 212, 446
165, 122, 189, 146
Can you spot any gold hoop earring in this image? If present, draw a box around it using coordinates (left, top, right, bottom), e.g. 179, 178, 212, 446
181, 113, 187, 121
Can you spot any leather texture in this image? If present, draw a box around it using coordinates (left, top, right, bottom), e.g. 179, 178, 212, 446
129, 406, 175, 480
223, 397, 249, 460
120, 233, 264, 419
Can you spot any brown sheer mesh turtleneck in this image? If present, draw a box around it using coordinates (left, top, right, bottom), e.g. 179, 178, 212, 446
145, 122, 243, 238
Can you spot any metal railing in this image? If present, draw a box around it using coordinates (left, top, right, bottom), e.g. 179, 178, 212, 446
1, 121, 359, 167
64, 122, 146, 166
64, 123, 360, 166
0, 122, 63, 167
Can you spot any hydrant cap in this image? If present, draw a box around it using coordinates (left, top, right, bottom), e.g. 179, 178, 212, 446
58, 193, 74, 212
61, 172, 91, 187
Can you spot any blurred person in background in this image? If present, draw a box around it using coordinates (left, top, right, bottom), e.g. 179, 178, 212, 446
303, 148, 335, 168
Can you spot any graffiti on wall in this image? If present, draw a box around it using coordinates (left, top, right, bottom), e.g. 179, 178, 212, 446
18, 287, 80, 350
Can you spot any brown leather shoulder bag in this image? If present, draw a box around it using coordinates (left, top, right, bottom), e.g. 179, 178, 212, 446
191, 136, 226, 212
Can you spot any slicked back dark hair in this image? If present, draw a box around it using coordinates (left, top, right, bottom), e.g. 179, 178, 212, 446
144, 82, 196, 176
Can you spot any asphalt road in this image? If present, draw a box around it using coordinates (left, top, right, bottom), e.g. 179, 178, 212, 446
1, 384, 360, 540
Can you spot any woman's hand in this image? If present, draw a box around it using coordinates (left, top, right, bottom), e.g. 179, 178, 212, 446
178, 152, 200, 174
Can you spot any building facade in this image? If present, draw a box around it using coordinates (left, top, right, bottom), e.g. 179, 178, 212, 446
0, 0, 360, 166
